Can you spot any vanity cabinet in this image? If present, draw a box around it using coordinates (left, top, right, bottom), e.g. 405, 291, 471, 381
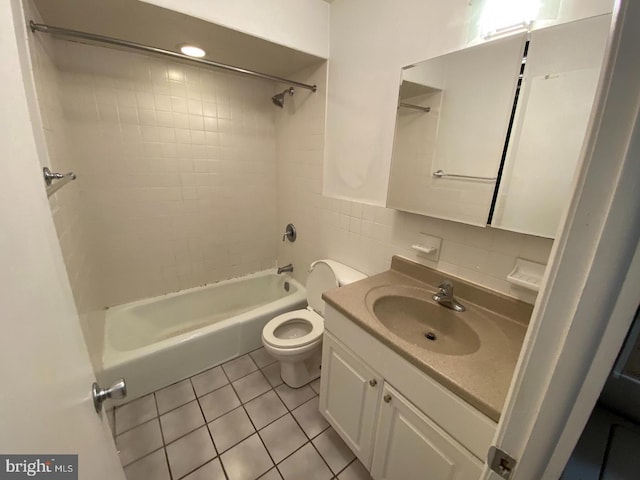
371, 383, 482, 480
319, 333, 382, 467
320, 330, 484, 479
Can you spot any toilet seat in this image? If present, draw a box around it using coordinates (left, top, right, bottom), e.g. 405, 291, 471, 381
262, 260, 366, 388
262, 308, 323, 349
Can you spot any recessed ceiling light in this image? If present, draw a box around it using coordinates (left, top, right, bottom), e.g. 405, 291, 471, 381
180, 45, 206, 58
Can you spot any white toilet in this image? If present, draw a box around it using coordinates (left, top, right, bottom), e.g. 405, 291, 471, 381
262, 260, 366, 388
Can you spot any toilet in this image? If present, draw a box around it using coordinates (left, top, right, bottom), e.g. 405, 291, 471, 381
262, 260, 366, 388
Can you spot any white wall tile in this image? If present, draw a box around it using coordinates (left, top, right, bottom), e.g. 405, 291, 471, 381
33, 38, 279, 307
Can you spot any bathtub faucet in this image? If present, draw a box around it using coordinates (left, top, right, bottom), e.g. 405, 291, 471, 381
277, 264, 294, 274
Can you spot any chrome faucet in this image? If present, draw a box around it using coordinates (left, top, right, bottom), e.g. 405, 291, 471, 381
277, 264, 294, 274
432, 280, 466, 312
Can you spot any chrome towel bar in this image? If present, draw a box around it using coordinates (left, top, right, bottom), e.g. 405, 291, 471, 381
43, 167, 76, 197
432, 169, 497, 181
398, 102, 431, 112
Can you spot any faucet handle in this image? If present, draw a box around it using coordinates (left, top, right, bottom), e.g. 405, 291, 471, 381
282, 223, 296, 243
437, 280, 454, 293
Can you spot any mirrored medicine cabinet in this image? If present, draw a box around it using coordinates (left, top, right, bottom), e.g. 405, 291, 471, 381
387, 14, 611, 238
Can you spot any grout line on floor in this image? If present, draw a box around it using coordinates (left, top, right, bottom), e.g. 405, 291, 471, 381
285, 385, 336, 477
120, 348, 344, 480
334, 457, 359, 479
113, 405, 165, 437
152, 392, 174, 480
119, 445, 166, 471
222, 361, 285, 479
187, 375, 230, 480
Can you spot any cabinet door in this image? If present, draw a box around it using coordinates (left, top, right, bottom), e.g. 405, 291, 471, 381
371, 384, 482, 480
319, 332, 382, 468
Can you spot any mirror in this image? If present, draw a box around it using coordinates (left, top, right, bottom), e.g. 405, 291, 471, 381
491, 15, 610, 237
387, 33, 526, 227
387, 15, 611, 237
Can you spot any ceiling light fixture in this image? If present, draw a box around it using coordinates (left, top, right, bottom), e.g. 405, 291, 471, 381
179, 45, 206, 58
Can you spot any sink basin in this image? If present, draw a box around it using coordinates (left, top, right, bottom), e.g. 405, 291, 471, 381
367, 286, 481, 356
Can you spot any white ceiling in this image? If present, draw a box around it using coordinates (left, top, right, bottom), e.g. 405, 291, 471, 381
32, 0, 324, 78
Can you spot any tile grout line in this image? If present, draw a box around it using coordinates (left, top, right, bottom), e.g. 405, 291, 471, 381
262, 375, 341, 476
275, 379, 338, 477
262, 373, 319, 478
119, 445, 165, 471
152, 392, 174, 480
114, 404, 160, 437
221, 358, 286, 479
153, 362, 287, 455
187, 375, 231, 480
117, 348, 270, 423
117, 383, 241, 440
335, 457, 360, 479
120, 350, 341, 480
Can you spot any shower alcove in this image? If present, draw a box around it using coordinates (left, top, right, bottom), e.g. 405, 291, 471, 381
27, 0, 328, 398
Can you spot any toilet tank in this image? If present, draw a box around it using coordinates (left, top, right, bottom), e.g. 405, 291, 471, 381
306, 260, 367, 316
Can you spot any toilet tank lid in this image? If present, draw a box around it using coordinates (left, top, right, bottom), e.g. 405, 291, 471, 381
306, 260, 367, 316
309, 260, 367, 286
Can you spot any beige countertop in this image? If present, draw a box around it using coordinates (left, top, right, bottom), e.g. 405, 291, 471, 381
322, 256, 533, 422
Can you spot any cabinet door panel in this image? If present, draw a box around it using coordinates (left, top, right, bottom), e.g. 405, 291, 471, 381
371, 384, 482, 480
320, 333, 381, 468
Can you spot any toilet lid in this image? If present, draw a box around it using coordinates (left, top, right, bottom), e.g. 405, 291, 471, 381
262, 309, 324, 349
306, 261, 339, 316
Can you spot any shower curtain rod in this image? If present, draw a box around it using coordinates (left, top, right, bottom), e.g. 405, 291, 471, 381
29, 21, 318, 93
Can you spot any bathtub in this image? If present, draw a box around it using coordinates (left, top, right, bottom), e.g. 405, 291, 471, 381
98, 270, 306, 403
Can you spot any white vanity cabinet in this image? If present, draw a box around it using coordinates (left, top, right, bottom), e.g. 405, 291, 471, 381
320, 305, 496, 479
371, 383, 482, 480
319, 333, 382, 467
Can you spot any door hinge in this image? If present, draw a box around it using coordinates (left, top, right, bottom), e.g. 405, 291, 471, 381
488, 446, 517, 479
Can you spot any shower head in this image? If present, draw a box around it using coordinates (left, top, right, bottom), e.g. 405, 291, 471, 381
272, 87, 295, 108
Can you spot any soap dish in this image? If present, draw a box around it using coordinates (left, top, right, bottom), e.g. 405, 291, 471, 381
410, 234, 441, 262
507, 258, 546, 292
411, 244, 437, 255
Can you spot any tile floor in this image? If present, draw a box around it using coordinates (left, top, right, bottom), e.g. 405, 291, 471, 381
113, 347, 373, 480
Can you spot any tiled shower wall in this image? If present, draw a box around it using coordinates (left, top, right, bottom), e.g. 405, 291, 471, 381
50, 40, 279, 307
25, 1, 101, 321
276, 65, 553, 304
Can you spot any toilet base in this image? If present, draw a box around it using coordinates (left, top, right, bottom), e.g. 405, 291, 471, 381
280, 347, 322, 388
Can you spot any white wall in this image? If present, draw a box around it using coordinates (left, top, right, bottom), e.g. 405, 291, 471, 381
324, 0, 616, 204
141, 0, 330, 59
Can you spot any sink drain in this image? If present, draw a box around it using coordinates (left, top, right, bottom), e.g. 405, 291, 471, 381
424, 332, 437, 341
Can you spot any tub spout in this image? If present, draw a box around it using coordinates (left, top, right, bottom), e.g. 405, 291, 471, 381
277, 264, 294, 274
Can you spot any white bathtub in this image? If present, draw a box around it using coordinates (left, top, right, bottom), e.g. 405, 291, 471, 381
98, 270, 306, 402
